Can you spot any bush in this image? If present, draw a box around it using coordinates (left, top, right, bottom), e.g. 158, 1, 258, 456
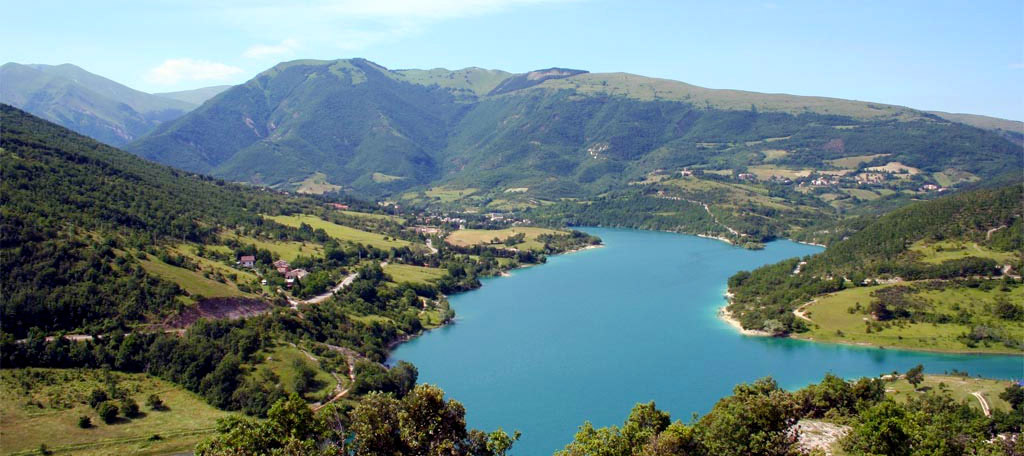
96, 402, 118, 424
146, 394, 165, 411
88, 389, 108, 409
120, 398, 140, 418
77, 415, 92, 428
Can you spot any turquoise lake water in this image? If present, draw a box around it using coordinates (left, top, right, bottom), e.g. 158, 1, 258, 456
389, 227, 1024, 455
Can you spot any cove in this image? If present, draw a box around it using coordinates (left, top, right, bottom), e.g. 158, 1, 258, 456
389, 227, 1023, 455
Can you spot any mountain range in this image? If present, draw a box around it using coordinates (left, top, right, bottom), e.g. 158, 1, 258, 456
125, 58, 1022, 198
0, 63, 228, 145
4, 58, 1021, 201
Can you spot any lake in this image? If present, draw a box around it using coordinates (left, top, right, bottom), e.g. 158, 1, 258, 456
389, 227, 1024, 455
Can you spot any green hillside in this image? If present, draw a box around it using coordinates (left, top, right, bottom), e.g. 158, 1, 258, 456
0, 63, 195, 146
726, 184, 1024, 351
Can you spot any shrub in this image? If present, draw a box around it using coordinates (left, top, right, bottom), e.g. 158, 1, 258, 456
77, 415, 92, 428
146, 394, 165, 411
120, 398, 140, 418
97, 402, 118, 424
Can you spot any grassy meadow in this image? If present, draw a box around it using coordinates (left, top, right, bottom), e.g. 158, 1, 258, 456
0, 369, 230, 456
266, 214, 410, 249
445, 227, 563, 251
797, 284, 1024, 354
384, 263, 446, 285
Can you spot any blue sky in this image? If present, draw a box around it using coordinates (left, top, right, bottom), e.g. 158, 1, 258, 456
4, 0, 1022, 119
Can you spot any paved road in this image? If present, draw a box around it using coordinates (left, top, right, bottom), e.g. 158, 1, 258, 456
290, 271, 359, 308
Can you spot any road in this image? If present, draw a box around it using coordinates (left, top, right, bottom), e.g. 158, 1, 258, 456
290, 271, 359, 308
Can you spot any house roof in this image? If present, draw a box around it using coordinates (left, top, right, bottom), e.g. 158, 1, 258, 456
240, 255, 255, 262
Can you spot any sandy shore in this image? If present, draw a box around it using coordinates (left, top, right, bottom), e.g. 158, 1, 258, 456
718, 291, 775, 337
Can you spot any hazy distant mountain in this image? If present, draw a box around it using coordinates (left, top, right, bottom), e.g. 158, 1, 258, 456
127, 58, 1022, 196
0, 63, 196, 145
155, 85, 232, 106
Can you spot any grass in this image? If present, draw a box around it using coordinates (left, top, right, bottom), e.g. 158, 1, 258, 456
747, 165, 812, 180
295, 172, 341, 195
761, 149, 788, 161
0, 368, 230, 456
908, 240, 1019, 265
535, 73, 923, 120
842, 188, 881, 200
336, 210, 404, 223
445, 227, 563, 251
424, 186, 478, 202
384, 264, 446, 285
826, 154, 890, 168
174, 244, 258, 283
226, 233, 324, 261
265, 214, 410, 249
798, 284, 1024, 354
866, 161, 922, 175
885, 375, 1014, 413
257, 344, 337, 400
138, 255, 246, 298
371, 172, 405, 183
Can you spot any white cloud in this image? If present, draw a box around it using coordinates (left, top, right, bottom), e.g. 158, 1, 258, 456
243, 39, 301, 59
217, 0, 574, 52
144, 58, 245, 85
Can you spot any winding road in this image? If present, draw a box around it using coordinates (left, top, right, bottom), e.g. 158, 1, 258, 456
289, 271, 359, 309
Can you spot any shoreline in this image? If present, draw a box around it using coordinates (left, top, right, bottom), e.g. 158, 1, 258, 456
719, 292, 1023, 356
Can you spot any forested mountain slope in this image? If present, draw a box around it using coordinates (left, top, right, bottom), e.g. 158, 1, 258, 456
0, 63, 197, 145
0, 104, 315, 336
127, 58, 1021, 200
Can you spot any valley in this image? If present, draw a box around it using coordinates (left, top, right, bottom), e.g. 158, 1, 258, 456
1, 52, 1021, 455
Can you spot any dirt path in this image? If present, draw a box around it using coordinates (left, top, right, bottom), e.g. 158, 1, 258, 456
794, 300, 817, 322
313, 344, 361, 411
972, 391, 991, 416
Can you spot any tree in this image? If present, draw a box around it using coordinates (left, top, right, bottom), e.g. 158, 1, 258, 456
905, 364, 925, 391
96, 402, 118, 424
77, 415, 92, 428
842, 400, 914, 456
146, 394, 165, 411
291, 359, 318, 396
120, 398, 140, 418
999, 384, 1024, 411
88, 389, 108, 409
695, 377, 803, 456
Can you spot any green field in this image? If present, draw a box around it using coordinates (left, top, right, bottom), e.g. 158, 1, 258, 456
885, 374, 1014, 413
798, 284, 1024, 354
843, 188, 881, 200
908, 240, 1019, 265
445, 227, 563, 251
825, 154, 889, 168
295, 172, 341, 194
424, 186, 478, 202
138, 255, 247, 299
174, 244, 259, 283
257, 344, 338, 401
223, 232, 325, 262
384, 263, 446, 285
265, 214, 410, 249
336, 210, 404, 223
0, 369, 231, 456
